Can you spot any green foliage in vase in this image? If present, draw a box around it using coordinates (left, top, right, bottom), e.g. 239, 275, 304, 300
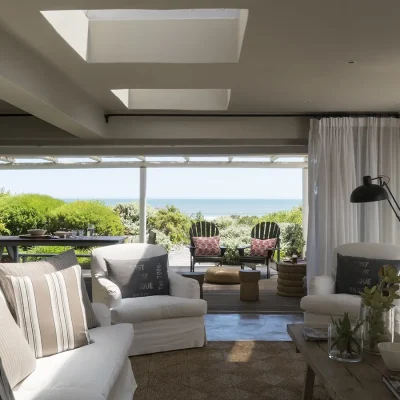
360, 265, 400, 310
360, 265, 400, 352
330, 313, 362, 356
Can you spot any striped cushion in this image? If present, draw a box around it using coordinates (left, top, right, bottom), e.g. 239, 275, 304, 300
0, 359, 15, 400
0, 250, 98, 329
5, 265, 91, 358
0, 296, 36, 388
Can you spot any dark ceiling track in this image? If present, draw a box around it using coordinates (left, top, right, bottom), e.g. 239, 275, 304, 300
0, 113, 32, 117
104, 112, 400, 123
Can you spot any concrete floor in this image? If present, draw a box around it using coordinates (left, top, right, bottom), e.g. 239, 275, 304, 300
205, 313, 304, 341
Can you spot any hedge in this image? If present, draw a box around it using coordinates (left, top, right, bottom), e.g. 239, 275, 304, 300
0, 194, 64, 235
48, 201, 124, 236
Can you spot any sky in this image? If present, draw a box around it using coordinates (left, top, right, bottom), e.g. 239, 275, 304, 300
0, 168, 303, 199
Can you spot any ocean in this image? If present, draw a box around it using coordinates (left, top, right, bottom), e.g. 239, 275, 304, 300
63, 198, 301, 218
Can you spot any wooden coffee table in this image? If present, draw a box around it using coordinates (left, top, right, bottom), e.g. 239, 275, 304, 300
287, 324, 394, 400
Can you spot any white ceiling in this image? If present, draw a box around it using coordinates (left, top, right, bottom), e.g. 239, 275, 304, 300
2, 0, 400, 114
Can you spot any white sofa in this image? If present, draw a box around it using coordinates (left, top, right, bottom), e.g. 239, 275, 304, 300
301, 242, 400, 328
12, 303, 136, 400
91, 243, 207, 356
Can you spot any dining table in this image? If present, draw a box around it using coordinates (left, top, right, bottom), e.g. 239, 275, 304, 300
0, 235, 128, 262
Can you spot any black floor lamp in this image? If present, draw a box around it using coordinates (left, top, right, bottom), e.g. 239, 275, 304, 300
350, 175, 400, 222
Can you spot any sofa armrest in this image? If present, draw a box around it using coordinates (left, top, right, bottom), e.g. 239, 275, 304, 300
308, 275, 335, 295
91, 303, 111, 327
93, 275, 122, 308
168, 270, 200, 299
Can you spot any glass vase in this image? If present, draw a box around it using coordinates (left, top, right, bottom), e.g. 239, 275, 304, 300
328, 320, 362, 362
360, 304, 395, 355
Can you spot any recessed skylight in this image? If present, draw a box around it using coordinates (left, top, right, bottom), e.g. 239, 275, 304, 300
41, 9, 248, 63
111, 89, 231, 111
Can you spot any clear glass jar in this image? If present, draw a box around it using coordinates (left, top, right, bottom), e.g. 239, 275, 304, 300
328, 320, 362, 362
360, 304, 395, 354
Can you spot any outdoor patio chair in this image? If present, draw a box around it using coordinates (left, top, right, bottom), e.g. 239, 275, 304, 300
237, 222, 280, 278
188, 221, 226, 272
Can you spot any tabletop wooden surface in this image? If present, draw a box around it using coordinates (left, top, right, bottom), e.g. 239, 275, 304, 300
287, 323, 394, 400
0, 236, 128, 247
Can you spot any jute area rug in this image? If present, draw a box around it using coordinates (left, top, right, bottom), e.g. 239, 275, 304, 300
131, 341, 330, 400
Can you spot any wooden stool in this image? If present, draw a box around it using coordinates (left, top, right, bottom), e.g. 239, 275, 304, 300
181, 272, 205, 299
239, 270, 261, 302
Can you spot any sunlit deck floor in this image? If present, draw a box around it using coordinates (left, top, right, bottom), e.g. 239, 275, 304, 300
169, 247, 302, 314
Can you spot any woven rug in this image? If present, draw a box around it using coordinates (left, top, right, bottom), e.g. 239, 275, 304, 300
204, 276, 302, 314
131, 341, 330, 400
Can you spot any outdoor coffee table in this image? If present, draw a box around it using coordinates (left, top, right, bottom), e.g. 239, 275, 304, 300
287, 323, 394, 400
181, 272, 205, 299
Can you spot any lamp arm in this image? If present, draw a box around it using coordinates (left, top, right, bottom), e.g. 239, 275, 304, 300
382, 181, 400, 222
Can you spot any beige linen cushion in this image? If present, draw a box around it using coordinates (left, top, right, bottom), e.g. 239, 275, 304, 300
4, 264, 91, 358
0, 358, 15, 400
0, 250, 98, 328
0, 296, 36, 388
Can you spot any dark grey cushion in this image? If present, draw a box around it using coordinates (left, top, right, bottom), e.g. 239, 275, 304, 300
336, 254, 400, 295
105, 254, 169, 298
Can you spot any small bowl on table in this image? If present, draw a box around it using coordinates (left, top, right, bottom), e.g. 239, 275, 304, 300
27, 229, 47, 236
54, 231, 72, 238
378, 342, 400, 371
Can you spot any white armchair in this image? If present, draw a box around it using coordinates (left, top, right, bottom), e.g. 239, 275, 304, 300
91, 243, 207, 356
301, 242, 400, 327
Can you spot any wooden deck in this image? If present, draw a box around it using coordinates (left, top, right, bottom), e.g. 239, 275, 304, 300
169, 247, 302, 314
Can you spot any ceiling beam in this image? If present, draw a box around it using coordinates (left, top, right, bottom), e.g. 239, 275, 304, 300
0, 156, 15, 163
41, 156, 58, 163
0, 160, 308, 170
88, 156, 102, 162
0, 26, 106, 139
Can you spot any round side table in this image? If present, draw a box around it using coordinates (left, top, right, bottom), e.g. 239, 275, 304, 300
239, 270, 261, 302
276, 261, 306, 297
181, 272, 205, 299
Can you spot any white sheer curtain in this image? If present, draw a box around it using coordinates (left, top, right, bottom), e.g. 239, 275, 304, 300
307, 117, 400, 285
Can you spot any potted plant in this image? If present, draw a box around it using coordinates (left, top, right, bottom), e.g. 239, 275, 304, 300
359, 265, 400, 354
329, 312, 362, 362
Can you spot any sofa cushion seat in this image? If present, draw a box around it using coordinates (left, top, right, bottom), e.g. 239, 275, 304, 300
13, 324, 133, 400
300, 294, 361, 319
111, 295, 207, 324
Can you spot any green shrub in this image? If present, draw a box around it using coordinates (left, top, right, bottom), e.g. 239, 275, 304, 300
126, 229, 173, 252
0, 194, 64, 235
148, 205, 191, 244
259, 206, 303, 225
49, 201, 124, 235
214, 216, 237, 230
219, 224, 252, 265
279, 223, 305, 258
21, 246, 91, 267
113, 202, 156, 235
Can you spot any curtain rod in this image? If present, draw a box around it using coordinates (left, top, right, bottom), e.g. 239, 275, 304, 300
104, 112, 400, 122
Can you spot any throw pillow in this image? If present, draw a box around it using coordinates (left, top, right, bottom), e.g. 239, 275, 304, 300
0, 295, 36, 388
192, 236, 221, 256
4, 265, 91, 358
105, 253, 169, 298
336, 254, 400, 295
249, 238, 277, 257
0, 250, 98, 328
0, 359, 15, 400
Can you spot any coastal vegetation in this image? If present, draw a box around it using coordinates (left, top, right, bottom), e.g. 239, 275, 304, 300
0, 191, 304, 264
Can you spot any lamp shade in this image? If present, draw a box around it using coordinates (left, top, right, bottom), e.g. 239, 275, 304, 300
350, 176, 388, 203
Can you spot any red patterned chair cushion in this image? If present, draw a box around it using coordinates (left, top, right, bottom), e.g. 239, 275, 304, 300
192, 236, 221, 256
249, 238, 277, 257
